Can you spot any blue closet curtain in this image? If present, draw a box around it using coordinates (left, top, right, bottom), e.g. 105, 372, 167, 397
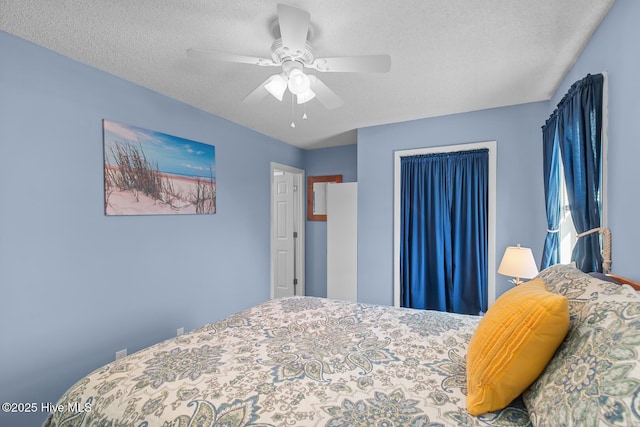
400, 149, 488, 315
540, 116, 561, 269
556, 73, 604, 272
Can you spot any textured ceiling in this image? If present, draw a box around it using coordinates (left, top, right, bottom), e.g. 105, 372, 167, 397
0, 0, 614, 148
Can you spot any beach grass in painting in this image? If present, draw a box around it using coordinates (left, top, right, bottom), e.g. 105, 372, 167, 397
103, 120, 216, 215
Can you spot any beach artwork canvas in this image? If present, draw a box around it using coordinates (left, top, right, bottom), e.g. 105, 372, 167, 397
103, 120, 216, 216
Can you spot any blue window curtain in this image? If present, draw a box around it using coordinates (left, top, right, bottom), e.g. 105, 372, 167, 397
556, 73, 604, 272
540, 116, 561, 269
400, 149, 488, 315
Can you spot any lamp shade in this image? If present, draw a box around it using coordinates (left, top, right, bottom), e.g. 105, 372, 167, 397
498, 244, 539, 284
264, 74, 287, 101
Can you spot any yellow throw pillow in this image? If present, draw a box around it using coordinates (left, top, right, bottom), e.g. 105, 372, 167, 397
466, 278, 569, 416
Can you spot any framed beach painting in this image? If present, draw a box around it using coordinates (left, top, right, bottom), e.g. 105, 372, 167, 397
103, 120, 216, 216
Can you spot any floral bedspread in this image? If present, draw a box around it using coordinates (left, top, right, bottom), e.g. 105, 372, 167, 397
523, 265, 640, 426
44, 297, 530, 426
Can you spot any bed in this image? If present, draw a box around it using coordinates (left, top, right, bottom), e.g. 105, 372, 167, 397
44, 264, 640, 427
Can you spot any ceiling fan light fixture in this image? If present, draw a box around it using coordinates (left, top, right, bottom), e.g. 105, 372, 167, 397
264, 74, 287, 101
189, 4, 390, 113
287, 68, 311, 95
296, 89, 316, 104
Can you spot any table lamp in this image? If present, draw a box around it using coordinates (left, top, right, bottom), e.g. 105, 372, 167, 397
497, 244, 539, 285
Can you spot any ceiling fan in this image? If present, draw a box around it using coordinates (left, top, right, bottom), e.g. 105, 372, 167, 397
187, 3, 391, 110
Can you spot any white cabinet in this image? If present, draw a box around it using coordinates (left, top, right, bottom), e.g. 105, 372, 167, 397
326, 182, 357, 302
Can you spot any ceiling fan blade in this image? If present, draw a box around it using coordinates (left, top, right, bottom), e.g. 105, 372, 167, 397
277, 4, 311, 56
187, 48, 277, 67
241, 78, 273, 105
309, 55, 391, 73
308, 75, 343, 110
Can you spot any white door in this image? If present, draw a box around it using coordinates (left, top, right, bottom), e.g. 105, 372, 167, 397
327, 182, 358, 302
273, 172, 296, 298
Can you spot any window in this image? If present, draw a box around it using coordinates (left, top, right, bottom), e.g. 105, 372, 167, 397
558, 166, 577, 264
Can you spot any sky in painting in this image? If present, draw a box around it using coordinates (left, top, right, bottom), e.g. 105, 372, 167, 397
103, 120, 216, 179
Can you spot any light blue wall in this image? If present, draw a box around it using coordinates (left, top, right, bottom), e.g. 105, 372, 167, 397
546, 0, 640, 279
302, 144, 357, 297
0, 31, 303, 427
357, 102, 549, 306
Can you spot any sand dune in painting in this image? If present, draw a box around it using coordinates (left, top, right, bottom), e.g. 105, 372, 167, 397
105, 167, 216, 215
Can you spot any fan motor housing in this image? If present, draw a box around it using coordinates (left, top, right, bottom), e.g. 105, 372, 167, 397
270, 38, 314, 66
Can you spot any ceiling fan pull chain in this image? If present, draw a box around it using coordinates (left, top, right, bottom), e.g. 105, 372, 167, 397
290, 92, 296, 128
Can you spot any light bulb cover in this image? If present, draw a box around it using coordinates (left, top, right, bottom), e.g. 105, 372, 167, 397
264, 74, 287, 101
287, 69, 311, 95
296, 89, 316, 104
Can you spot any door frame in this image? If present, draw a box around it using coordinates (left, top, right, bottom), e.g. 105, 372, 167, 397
270, 162, 305, 298
392, 141, 497, 308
